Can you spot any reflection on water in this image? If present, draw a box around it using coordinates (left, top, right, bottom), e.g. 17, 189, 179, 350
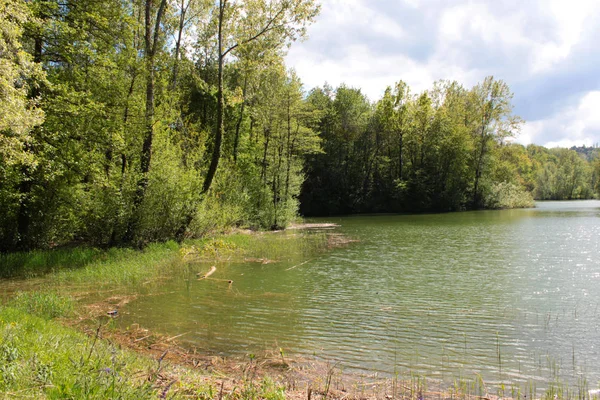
116, 200, 600, 387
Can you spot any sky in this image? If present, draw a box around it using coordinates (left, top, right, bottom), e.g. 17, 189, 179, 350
285, 0, 600, 148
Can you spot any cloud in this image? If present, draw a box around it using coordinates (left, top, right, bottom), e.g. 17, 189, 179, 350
286, 0, 600, 147
521, 91, 600, 147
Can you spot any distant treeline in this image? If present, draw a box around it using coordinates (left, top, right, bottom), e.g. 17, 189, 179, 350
300, 83, 600, 216
1, 0, 598, 252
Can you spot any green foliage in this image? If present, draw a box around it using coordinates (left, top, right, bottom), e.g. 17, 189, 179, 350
0, 0, 323, 255
0, 307, 155, 398
532, 147, 595, 200
301, 78, 597, 216
0, 247, 101, 278
0, 0, 596, 259
0, 0, 45, 166
302, 78, 524, 215
486, 181, 535, 209
8, 292, 73, 319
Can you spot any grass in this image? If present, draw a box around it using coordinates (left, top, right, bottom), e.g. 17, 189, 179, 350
1, 231, 329, 288
0, 299, 293, 399
0, 241, 184, 288
0, 247, 102, 279
0, 306, 156, 399
8, 292, 74, 320
182, 231, 329, 264
52, 241, 182, 287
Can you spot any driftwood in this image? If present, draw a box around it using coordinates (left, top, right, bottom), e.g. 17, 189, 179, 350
197, 265, 216, 279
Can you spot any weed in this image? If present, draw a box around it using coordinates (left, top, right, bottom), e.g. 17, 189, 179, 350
8, 291, 73, 319
0, 307, 156, 399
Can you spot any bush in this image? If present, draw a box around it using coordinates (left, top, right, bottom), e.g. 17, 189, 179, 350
486, 181, 535, 209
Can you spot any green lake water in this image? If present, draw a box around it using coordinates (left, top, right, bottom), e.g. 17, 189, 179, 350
117, 201, 600, 387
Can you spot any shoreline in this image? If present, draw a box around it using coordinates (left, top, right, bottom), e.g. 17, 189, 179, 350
1, 227, 598, 399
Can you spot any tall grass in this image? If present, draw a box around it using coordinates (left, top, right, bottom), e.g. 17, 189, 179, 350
183, 231, 329, 264
53, 241, 181, 286
8, 292, 74, 319
0, 307, 155, 399
1, 232, 329, 288
0, 247, 102, 279
0, 241, 183, 288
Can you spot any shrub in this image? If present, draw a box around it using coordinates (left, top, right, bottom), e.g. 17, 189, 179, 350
486, 181, 535, 209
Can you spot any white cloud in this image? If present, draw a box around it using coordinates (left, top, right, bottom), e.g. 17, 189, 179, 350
285, 0, 600, 146
517, 91, 600, 147
530, 0, 600, 72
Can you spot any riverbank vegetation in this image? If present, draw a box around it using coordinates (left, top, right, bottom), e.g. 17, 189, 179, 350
0, 232, 328, 398
1, 294, 299, 399
1, 0, 599, 253
0, 230, 329, 283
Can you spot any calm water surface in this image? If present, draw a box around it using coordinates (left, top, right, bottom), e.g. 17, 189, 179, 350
118, 201, 600, 386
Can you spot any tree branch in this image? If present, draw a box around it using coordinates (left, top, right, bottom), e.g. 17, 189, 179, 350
151, 0, 168, 55
222, 4, 287, 58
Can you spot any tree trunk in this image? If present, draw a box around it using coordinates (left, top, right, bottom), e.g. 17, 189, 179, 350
202, 0, 225, 194
16, 36, 44, 250
126, 0, 167, 243
171, 0, 187, 89
473, 124, 487, 208
284, 99, 294, 199
398, 132, 403, 180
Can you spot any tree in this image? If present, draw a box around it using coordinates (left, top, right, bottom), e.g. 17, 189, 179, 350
201, 0, 319, 194
468, 76, 522, 208
124, 0, 168, 242
171, 0, 210, 88
0, 0, 45, 165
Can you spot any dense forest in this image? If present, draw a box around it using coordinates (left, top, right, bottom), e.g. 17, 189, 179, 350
1, 0, 599, 251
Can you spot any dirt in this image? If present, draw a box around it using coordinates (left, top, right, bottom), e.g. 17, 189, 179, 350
66, 308, 499, 400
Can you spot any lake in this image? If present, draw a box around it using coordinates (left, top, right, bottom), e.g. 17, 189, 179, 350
117, 201, 600, 388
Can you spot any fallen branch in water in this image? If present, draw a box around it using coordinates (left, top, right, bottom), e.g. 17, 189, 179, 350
285, 259, 311, 271
166, 332, 191, 343
197, 266, 216, 279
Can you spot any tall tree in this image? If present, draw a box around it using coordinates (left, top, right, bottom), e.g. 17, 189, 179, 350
468, 76, 522, 208
0, 0, 45, 165
201, 0, 319, 194
126, 0, 168, 242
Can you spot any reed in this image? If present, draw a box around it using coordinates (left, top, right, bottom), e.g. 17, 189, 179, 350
0, 247, 102, 278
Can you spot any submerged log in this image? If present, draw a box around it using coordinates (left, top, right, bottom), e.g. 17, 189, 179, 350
197, 265, 217, 279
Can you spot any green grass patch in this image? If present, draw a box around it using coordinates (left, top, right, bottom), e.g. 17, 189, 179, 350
7, 292, 74, 320
52, 241, 182, 287
0, 306, 155, 399
1, 241, 183, 288
0, 247, 102, 279
182, 231, 329, 264
1, 231, 330, 292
